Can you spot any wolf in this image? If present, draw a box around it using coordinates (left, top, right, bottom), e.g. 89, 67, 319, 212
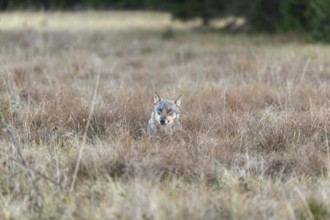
147, 92, 182, 136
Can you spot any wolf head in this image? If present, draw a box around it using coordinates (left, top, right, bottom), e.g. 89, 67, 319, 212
153, 92, 181, 126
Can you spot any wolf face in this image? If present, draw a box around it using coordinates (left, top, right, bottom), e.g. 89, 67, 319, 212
147, 92, 182, 136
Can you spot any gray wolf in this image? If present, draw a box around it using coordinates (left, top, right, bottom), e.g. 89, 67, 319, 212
147, 92, 182, 136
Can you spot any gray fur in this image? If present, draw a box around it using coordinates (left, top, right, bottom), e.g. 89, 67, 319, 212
147, 93, 182, 136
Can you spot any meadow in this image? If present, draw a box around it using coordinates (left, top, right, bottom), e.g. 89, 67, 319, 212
1, 11, 330, 219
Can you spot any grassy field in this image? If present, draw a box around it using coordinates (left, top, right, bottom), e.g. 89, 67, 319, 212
1, 11, 330, 219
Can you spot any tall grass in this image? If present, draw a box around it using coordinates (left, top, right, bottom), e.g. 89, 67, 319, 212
0, 11, 330, 219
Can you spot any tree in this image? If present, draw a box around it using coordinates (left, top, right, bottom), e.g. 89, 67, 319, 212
161, 0, 226, 26
239, 0, 282, 33
280, 0, 311, 33
309, 0, 330, 42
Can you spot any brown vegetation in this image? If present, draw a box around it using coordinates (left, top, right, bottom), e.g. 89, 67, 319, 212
1, 12, 330, 219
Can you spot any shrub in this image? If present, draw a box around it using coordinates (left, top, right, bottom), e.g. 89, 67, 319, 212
309, 0, 330, 42
243, 0, 282, 33
246, 0, 330, 42
159, 0, 227, 26
280, 0, 311, 33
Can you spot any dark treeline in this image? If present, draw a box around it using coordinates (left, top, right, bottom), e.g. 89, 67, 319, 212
0, 0, 148, 10
1, 0, 329, 42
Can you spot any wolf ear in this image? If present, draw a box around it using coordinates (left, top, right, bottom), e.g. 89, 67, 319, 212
154, 92, 161, 104
174, 95, 182, 107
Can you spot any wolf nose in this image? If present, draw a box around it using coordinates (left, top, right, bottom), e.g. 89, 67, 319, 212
160, 119, 166, 125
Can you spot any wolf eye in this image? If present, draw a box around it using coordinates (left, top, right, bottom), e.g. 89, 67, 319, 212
157, 108, 162, 114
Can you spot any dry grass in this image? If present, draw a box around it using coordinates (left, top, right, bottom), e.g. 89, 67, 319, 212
1, 11, 330, 219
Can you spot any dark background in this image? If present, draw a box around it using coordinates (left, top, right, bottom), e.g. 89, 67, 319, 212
0, 0, 329, 42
